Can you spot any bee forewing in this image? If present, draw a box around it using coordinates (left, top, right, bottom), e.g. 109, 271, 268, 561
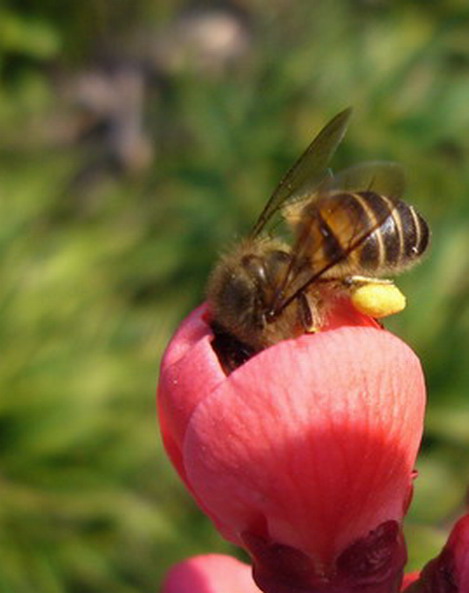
251, 107, 353, 237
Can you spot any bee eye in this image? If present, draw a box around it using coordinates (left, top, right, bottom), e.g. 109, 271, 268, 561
240, 254, 269, 286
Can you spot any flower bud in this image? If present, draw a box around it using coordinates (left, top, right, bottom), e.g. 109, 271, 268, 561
158, 303, 426, 592
161, 554, 260, 593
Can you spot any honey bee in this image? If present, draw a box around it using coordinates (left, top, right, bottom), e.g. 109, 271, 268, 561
207, 108, 430, 371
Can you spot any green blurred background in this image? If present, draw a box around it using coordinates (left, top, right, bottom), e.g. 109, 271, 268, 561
2, 0, 469, 590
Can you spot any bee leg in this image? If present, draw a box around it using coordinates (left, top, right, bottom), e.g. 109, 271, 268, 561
343, 275, 393, 288
298, 292, 318, 333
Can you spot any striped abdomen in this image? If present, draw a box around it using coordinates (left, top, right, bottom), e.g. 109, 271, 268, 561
297, 190, 430, 276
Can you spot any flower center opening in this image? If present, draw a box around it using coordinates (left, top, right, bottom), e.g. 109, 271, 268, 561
210, 323, 256, 374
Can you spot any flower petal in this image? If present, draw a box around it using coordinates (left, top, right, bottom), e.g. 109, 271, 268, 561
183, 325, 425, 570
158, 305, 225, 482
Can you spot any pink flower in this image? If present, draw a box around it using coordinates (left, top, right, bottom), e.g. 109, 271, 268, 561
161, 554, 261, 593
403, 514, 469, 592
158, 302, 426, 592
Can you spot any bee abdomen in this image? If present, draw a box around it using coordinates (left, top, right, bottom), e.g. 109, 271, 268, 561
336, 191, 429, 273
369, 194, 428, 271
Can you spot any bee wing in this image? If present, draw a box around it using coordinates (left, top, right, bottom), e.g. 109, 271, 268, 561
250, 107, 353, 237
331, 160, 406, 199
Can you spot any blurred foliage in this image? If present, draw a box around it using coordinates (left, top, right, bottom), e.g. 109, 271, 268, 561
1, 0, 469, 590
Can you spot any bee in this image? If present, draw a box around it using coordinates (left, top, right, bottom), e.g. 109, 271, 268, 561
207, 108, 430, 372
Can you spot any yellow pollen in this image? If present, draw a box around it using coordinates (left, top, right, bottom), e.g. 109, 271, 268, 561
350, 282, 406, 318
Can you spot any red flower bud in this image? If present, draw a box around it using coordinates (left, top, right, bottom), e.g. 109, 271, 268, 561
158, 303, 426, 593
161, 554, 261, 593
405, 515, 469, 592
